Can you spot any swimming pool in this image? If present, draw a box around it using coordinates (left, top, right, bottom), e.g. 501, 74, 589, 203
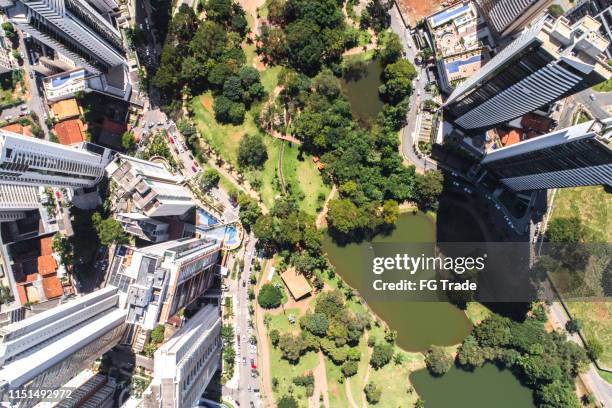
197, 208, 220, 226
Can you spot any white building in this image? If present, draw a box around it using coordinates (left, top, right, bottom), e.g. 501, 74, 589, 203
476, 0, 552, 38
1, 0, 126, 73
106, 155, 194, 217
0, 184, 39, 222
444, 15, 612, 130
0, 130, 112, 188
142, 305, 221, 408
116, 213, 170, 243
480, 117, 612, 190
0, 287, 127, 408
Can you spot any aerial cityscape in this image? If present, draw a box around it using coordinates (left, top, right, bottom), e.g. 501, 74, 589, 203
0, 0, 609, 406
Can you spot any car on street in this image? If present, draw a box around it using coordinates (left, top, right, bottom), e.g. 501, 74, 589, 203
589, 93, 596, 101
242, 357, 246, 365
452, 181, 460, 187
191, 165, 198, 173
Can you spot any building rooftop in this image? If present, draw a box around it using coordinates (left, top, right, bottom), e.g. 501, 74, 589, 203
0, 123, 33, 137
50, 99, 81, 121
53, 119, 86, 145
281, 267, 312, 300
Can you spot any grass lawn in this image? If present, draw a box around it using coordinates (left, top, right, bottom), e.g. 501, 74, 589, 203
550, 186, 611, 370
465, 302, 492, 325
261, 66, 282, 94
281, 143, 331, 215
598, 369, 612, 384
324, 356, 350, 408
567, 302, 612, 369
592, 77, 612, 93
551, 186, 611, 242
267, 309, 320, 404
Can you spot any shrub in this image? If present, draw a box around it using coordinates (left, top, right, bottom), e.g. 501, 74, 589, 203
370, 343, 393, 369
364, 382, 381, 404
342, 360, 358, 377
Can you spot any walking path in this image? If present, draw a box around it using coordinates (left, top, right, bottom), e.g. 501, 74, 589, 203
344, 379, 359, 408
316, 185, 338, 229
360, 333, 374, 408
310, 352, 330, 408
254, 259, 276, 407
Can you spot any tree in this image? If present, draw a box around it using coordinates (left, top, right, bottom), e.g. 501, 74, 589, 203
327, 199, 371, 235
150, 324, 165, 343
536, 379, 581, 408
304, 312, 329, 336
380, 32, 403, 64
379, 59, 416, 103
565, 319, 582, 334
199, 169, 220, 190
52, 233, 73, 267
456, 335, 486, 368
547, 4, 564, 18
381, 200, 399, 225
257, 283, 283, 309
361, 0, 392, 32
121, 131, 136, 151
414, 170, 444, 210
94, 215, 128, 246
237, 193, 262, 229
364, 382, 381, 404
237, 134, 268, 169
425, 345, 453, 376
370, 343, 393, 368
278, 333, 306, 362
277, 395, 298, 408
342, 360, 358, 377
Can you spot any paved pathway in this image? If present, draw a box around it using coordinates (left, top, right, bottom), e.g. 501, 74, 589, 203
316, 185, 337, 229
254, 259, 276, 407
310, 352, 330, 408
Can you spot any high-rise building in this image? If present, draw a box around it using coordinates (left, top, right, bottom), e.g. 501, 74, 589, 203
0, 130, 112, 188
444, 15, 612, 130
476, 0, 552, 38
0, 287, 127, 408
106, 155, 194, 217
0, 184, 39, 221
107, 236, 222, 350
0, 0, 126, 74
480, 117, 612, 191
142, 305, 222, 408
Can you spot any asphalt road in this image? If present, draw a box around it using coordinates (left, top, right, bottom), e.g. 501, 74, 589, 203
389, 4, 436, 172
19, 35, 50, 138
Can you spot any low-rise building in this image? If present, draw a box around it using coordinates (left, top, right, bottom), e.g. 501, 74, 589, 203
106, 155, 194, 217
116, 212, 170, 243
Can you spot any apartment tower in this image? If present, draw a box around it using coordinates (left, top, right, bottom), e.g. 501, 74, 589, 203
0, 287, 127, 408
481, 117, 612, 191
0, 130, 111, 188
444, 15, 611, 130
476, 0, 552, 38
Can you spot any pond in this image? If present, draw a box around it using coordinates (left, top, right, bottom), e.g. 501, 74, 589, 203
322, 212, 473, 351
411, 364, 536, 408
340, 59, 385, 124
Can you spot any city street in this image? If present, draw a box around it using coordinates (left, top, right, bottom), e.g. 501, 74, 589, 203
19, 35, 50, 138
223, 233, 261, 407
389, 4, 436, 172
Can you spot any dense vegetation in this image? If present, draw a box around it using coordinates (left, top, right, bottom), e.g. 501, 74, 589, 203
153, 1, 264, 121
456, 311, 589, 408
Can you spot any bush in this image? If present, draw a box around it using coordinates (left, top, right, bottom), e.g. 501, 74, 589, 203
565, 319, 582, 334
150, 324, 165, 344
257, 283, 283, 309
425, 346, 453, 376
270, 329, 280, 347
364, 382, 381, 404
277, 395, 298, 408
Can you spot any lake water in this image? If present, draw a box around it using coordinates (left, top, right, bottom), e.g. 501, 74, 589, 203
340, 59, 384, 124
322, 212, 473, 351
411, 364, 536, 408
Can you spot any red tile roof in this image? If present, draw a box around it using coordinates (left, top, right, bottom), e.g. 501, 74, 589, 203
53, 119, 86, 145
521, 113, 552, 133
499, 129, 521, 146
16, 285, 27, 304
38, 255, 57, 276
42, 275, 63, 299
40, 236, 54, 255
102, 118, 127, 135
1, 123, 33, 137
